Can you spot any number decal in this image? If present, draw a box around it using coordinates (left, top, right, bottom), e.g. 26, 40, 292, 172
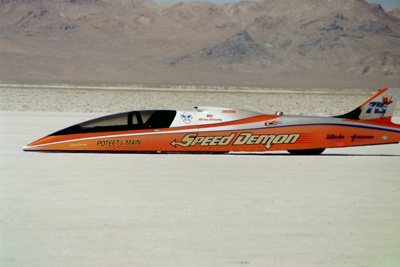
366, 102, 387, 114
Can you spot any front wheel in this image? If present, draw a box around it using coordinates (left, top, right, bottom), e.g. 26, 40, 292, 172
287, 148, 325, 155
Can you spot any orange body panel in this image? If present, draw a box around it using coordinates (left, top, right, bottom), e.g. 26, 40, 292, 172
25, 122, 400, 153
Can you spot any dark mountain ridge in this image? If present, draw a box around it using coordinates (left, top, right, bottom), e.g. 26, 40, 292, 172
1, 0, 399, 87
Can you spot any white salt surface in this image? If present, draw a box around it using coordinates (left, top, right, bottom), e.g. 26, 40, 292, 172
1, 87, 400, 266
1, 111, 400, 267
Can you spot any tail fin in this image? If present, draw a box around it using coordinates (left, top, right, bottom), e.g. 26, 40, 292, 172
336, 88, 400, 121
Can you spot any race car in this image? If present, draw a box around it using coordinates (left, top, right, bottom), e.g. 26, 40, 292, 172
23, 88, 400, 155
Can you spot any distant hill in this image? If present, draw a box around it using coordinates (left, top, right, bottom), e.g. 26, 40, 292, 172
1, 0, 399, 88
387, 7, 400, 19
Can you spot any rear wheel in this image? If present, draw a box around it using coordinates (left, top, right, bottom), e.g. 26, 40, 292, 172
287, 148, 325, 155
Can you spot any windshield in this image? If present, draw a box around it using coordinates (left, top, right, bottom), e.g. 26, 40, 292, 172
51, 110, 177, 135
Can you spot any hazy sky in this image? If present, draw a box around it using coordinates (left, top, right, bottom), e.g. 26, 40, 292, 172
155, 0, 400, 10
363, 0, 400, 9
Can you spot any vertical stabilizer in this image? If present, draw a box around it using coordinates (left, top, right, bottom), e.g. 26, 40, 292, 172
336, 88, 400, 120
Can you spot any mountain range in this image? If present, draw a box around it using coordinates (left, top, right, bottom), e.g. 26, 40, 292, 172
1, 0, 400, 87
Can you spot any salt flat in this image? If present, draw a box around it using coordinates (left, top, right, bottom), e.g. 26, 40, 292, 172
1, 86, 400, 266
1, 111, 400, 267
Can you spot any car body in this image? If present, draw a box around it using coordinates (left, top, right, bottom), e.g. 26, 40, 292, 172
23, 88, 400, 155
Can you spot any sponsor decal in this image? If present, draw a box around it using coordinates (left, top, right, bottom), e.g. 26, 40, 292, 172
326, 134, 345, 140
382, 135, 388, 140
327, 134, 345, 146
199, 113, 223, 122
69, 143, 87, 147
265, 120, 281, 126
180, 112, 193, 124
199, 117, 223, 122
96, 139, 141, 147
350, 134, 374, 143
222, 109, 236, 114
171, 132, 300, 150
366, 95, 393, 117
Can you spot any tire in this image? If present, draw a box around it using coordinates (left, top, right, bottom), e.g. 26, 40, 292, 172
287, 148, 325, 155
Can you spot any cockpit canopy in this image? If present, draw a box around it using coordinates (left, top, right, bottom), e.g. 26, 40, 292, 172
51, 110, 177, 135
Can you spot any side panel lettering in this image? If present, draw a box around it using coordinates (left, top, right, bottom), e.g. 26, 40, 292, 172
171, 132, 301, 150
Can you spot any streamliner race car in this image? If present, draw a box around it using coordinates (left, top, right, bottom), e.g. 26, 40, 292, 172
23, 88, 400, 155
